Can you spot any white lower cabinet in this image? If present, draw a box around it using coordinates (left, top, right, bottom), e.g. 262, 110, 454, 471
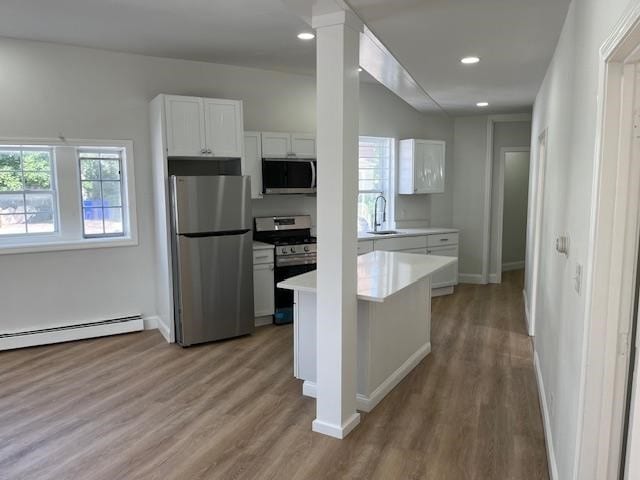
427, 245, 459, 288
253, 263, 274, 317
368, 232, 459, 293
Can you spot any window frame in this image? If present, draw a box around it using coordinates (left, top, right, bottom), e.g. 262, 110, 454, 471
0, 138, 138, 255
0, 145, 59, 238
357, 136, 395, 233
78, 147, 126, 239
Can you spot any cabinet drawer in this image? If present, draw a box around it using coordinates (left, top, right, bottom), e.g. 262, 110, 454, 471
427, 233, 458, 247
357, 241, 374, 255
253, 249, 274, 265
374, 235, 427, 252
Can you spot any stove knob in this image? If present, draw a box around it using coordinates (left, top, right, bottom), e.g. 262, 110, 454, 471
290, 247, 296, 253
281, 248, 287, 254
304, 246, 310, 252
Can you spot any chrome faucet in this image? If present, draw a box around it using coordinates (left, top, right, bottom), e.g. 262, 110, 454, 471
373, 194, 387, 232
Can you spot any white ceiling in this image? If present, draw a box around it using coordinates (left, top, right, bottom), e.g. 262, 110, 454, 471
346, 0, 571, 114
0, 0, 570, 115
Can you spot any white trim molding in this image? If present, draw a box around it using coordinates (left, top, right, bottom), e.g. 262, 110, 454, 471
535, 351, 559, 480
502, 260, 525, 271
523, 290, 532, 337
458, 273, 485, 284
576, 5, 640, 479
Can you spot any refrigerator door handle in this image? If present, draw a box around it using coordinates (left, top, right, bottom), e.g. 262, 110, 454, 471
310, 161, 316, 189
181, 229, 251, 238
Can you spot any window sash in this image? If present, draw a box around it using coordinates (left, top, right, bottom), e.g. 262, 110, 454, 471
358, 137, 393, 232
0, 146, 57, 236
78, 149, 125, 239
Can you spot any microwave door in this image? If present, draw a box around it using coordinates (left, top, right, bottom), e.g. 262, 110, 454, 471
262, 159, 316, 194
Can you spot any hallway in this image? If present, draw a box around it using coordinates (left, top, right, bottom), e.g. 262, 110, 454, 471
0, 271, 547, 480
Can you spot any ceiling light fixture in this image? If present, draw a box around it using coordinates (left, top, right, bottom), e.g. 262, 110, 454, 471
358, 67, 363, 72
297, 32, 315, 40
461, 56, 480, 65
476, 102, 489, 107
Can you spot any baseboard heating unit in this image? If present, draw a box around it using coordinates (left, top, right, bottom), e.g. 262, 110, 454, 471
0, 315, 144, 351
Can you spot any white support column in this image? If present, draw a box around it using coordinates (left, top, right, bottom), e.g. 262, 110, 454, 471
311, 6, 362, 439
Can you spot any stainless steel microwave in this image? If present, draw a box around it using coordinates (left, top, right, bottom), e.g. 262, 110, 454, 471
262, 158, 317, 195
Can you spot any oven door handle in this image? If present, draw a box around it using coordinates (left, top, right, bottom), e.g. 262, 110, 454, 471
310, 161, 316, 189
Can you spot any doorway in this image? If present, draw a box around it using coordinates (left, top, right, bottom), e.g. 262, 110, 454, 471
494, 147, 530, 285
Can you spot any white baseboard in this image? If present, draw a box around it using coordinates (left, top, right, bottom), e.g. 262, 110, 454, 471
489, 273, 499, 284
522, 290, 532, 336
143, 315, 159, 330
432, 286, 454, 297
502, 260, 525, 272
302, 344, 431, 415
459, 273, 484, 284
254, 316, 273, 327
303, 381, 317, 398
312, 412, 361, 439
0, 317, 144, 351
534, 350, 559, 480
156, 317, 172, 343
356, 342, 431, 412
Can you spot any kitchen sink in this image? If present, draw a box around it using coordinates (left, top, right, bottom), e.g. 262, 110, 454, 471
366, 230, 399, 235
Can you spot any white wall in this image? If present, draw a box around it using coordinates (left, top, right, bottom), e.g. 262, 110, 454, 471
502, 151, 530, 266
489, 121, 531, 275
451, 116, 531, 280
0, 37, 453, 334
526, 0, 636, 478
451, 116, 488, 278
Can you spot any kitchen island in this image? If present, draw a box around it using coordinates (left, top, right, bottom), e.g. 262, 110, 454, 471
278, 250, 457, 412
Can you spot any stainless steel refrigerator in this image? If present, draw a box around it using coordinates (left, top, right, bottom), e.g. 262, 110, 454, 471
169, 175, 254, 346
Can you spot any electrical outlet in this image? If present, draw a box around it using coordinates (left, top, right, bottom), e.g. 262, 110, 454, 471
574, 263, 583, 295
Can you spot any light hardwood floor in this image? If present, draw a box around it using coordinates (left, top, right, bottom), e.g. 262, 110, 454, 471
0, 270, 548, 480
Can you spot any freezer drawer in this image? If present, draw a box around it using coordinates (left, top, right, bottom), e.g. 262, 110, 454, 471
174, 231, 254, 346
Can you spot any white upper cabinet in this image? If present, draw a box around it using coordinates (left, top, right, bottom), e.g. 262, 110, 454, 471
163, 95, 243, 158
398, 139, 446, 194
164, 95, 206, 157
243, 132, 263, 199
261, 132, 291, 157
203, 99, 243, 158
261, 132, 316, 158
290, 133, 316, 158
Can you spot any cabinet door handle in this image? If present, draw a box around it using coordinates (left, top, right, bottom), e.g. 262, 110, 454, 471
200, 148, 206, 154
440, 238, 449, 242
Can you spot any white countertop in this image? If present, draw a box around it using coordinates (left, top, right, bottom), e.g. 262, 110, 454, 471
253, 241, 274, 251
278, 250, 457, 303
357, 227, 459, 241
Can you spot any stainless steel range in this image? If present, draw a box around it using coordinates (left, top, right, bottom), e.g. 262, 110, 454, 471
254, 215, 316, 324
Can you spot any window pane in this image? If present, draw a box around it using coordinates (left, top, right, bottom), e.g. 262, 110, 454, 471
101, 181, 122, 207
23, 172, 51, 190
100, 160, 120, 180
358, 169, 388, 181
0, 151, 21, 171
104, 208, 123, 234
0, 214, 26, 235
358, 193, 382, 232
359, 179, 386, 192
80, 159, 101, 180
83, 208, 104, 236
0, 172, 23, 191
26, 211, 54, 233
0, 194, 25, 213
25, 193, 54, 213
82, 181, 103, 207
22, 151, 51, 171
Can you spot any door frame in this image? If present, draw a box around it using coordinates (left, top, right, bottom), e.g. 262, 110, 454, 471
575, 5, 640, 478
494, 146, 530, 284
527, 131, 548, 338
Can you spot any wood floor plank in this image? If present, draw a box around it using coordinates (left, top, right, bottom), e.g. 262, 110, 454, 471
0, 270, 548, 479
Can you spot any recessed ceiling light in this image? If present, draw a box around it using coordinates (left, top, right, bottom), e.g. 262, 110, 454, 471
476, 102, 489, 107
358, 67, 363, 72
461, 56, 480, 65
297, 32, 315, 40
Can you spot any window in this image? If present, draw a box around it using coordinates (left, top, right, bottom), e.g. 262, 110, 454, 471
0, 146, 56, 236
0, 139, 136, 254
79, 149, 125, 237
358, 136, 394, 232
